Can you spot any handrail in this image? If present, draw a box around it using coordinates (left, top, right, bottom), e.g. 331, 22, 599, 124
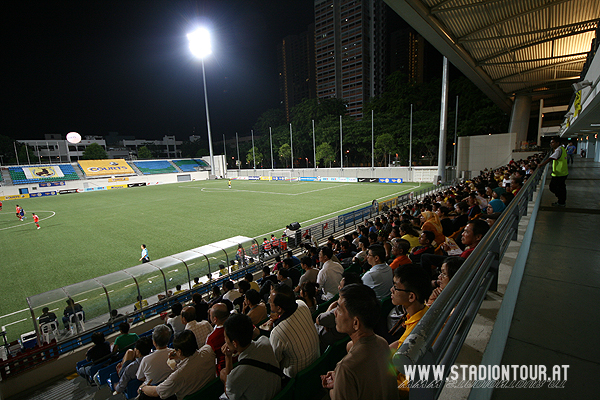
392, 163, 546, 400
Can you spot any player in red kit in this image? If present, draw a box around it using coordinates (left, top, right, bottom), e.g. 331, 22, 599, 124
32, 213, 40, 229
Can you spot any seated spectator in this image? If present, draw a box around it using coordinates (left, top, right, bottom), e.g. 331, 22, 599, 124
427, 257, 465, 306
389, 239, 412, 270
220, 314, 282, 399
234, 280, 251, 313
259, 266, 278, 301
321, 284, 398, 399
113, 337, 152, 395
222, 280, 241, 303
165, 303, 185, 336
112, 322, 139, 354
139, 330, 215, 399
451, 201, 469, 233
420, 211, 445, 247
38, 307, 57, 325
108, 309, 125, 323
408, 230, 435, 265
244, 272, 261, 292
399, 223, 420, 251
299, 281, 319, 313
351, 237, 370, 264
389, 264, 432, 396
317, 247, 345, 301
137, 324, 173, 385
207, 303, 230, 374
208, 286, 223, 306
295, 256, 319, 293
173, 285, 184, 295
315, 272, 362, 351
466, 193, 482, 219
77, 332, 111, 379
336, 241, 356, 262
192, 277, 202, 288
134, 295, 148, 311
500, 192, 514, 207
272, 255, 283, 272
181, 306, 212, 349
282, 258, 301, 288
191, 293, 209, 322
437, 206, 455, 237
243, 289, 268, 325
361, 244, 393, 301
269, 283, 320, 378
286, 250, 301, 267
62, 299, 84, 330
277, 268, 294, 288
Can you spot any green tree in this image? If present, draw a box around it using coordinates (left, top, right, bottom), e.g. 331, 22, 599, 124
278, 143, 291, 168
16, 144, 39, 164
82, 143, 108, 160
315, 142, 335, 167
246, 147, 263, 167
375, 133, 396, 166
137, 146, 152, 159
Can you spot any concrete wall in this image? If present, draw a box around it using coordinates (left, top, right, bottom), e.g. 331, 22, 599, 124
457, 133, 517, 176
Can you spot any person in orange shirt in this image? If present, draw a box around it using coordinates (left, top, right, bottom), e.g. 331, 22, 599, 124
32, 212, 40, 229
389, 239, 412, 270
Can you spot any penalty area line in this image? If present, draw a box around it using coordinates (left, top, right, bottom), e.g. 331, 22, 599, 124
0, 211, 56, 231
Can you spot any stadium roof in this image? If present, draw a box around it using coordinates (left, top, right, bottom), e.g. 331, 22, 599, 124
385, 0, 600, 113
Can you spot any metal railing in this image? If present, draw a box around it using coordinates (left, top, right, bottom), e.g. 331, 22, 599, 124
392, 165, 546, 399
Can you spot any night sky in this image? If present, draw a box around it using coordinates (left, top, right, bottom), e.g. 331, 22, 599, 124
3, 0, 314, 141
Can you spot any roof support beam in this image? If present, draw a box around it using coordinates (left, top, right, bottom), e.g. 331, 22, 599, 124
431, 0, 505, 14
493, 58, 587, 83
480, 52, 590, 66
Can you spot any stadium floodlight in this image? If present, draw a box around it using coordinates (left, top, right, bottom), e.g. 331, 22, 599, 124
187, 27, 215, 176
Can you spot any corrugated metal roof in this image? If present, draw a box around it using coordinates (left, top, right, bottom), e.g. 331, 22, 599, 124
387, 0, 600, 107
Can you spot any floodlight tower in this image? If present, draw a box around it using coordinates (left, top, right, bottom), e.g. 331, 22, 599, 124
187, 27, 215, 176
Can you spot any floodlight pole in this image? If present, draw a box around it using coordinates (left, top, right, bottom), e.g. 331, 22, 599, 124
270, 127, 274, 170
251, 129, 256, 170
371, 110, 374, 170
200, 58, 215, 176
289, 123, 294, 170
236, 132, 240, 170
312, 119, 316, 170
340, 116, 343, 169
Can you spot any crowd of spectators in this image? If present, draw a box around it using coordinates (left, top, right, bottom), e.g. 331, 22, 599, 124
69, 154, 542, 400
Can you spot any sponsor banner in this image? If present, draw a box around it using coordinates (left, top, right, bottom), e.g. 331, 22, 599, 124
338, 206, 372, 227
248, 176, 260, 180
259, 176, 272, 181
300, 177, 318, 181
29, 191, 58, 197
397, 193, 410, 204
378, 178, 402, 184
108, 177, 129, 182
272, 176, 287, 181
0, 194, 30, 201
84, 187, 107, 192
319, 177, 337, 182
78, 159, 135, 176
39, 181, 66, 187
338, 177, 358, 183
358, 178, 378, 183
233, 176, 248, 180
59, 189, 78, 195
107, 184, 127, 190
127, 183, 146, 188
22, 165, 65, 180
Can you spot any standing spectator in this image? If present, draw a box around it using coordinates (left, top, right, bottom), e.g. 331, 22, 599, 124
321, 284, 398, 400
139, 330, 215, 400
317, 247, 344, 301
538, 137, 568, 207
137, 325, 173, 385
139, 244, 150, 263
220, 314, 281, 400
269, 283, 320, 378
361, 245, 393, 301
181, 306, 212, 349
566, 141, 576, 165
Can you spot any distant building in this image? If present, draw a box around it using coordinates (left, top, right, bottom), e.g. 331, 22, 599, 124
277, 24, 317, 121
314, 0, 387, 119
17, 134, 182, 163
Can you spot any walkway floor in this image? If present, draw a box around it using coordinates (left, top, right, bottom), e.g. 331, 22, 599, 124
492, 157, 600, 399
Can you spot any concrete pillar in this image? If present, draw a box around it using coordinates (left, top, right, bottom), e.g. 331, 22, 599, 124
508, 95, 531, 149
588, 136, 597, 159
596, 136, 600, 162
437, 57, 449, 183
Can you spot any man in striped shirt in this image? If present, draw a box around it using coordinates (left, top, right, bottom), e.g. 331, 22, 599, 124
269, 283, 320, 378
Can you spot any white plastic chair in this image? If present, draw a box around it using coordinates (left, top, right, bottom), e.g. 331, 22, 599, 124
40, 321, 58, 343
69, 311, 85, 333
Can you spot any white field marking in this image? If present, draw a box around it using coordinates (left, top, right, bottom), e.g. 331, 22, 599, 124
0, 211, 56, 231
0, 308, 29, 320
167, 269, 179, 273
99, 290, 115, 296
77, 298, 88, 303
2, 318, 27, 329
185, 183, 352, 196
256, 184, 421, 238
124, 283, 136, 288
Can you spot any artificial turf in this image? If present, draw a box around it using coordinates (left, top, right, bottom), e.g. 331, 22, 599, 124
0, 179, 429, 340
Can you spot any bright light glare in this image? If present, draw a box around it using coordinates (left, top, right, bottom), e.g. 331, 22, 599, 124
187, 28, 212, 59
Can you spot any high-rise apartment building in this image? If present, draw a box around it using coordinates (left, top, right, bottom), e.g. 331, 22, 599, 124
314, 0, 387, 119
277, 24, 317, 122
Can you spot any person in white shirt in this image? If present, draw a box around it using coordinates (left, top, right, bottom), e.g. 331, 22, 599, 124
317, 247, 344, 301
222, 280, 242, 302
136, 324, 173, 385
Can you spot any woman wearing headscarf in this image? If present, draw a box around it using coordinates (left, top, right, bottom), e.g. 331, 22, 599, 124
420, 211, 445, 247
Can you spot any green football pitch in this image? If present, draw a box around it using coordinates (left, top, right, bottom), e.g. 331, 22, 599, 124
0, 179, 430, 340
